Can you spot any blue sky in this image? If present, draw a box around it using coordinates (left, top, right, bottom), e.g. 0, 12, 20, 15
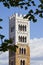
0, 2, 43, 39
0, 1, 43, 65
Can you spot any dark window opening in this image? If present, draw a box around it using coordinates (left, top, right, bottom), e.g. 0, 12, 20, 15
23, 36, 24, 42
22, 48, 23, 54
20, 60, 22, 65
25, 25, 26, 31
23, 60, 25, 65
24, 37, 27, 42
19, 48, 26, 55
19, 48, 21, 54
18, 25, 26, 31
18, 36, 27, 43
20, 60, 25, 65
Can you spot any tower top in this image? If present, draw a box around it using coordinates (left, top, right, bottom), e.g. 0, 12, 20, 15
9, 13, 30, 45
9, 13, 29, 20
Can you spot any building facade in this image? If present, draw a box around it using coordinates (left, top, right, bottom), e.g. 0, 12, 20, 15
9, 13, 30, 65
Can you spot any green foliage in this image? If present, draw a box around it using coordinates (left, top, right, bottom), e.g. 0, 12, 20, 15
31, 1, 36, 6
4, 39, 13, 44
0, 39, 18, 52
8, 44, 18, 52
0, 35, 5, 39
0, 0, 43, 22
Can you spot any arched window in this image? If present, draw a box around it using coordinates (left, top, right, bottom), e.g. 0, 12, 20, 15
18, 36, 22, 42
19, 36, 20, 42
23, 60, 25, 65
18, 24, 20, 30
18, 24, 26, 31
18, 24, 23, 31
22, 48, 23, 54
19, 48, 22, 54
20, 60, 25, 65
21, 25, 22, 31
25, 25, 26, 31
24, 37, 27, 42
19, 48, 26, 55
23, 36, 24, 42
18, 36, 27, 42
21, 36, 22, 42
24, 48, 26, 54
20, 60, 22, 65
23, 25, 24, 31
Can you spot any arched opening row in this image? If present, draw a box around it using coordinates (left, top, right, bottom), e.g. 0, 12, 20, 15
19, 48, 26, 54
18, 36, 27, 42
18, 25, 26, 31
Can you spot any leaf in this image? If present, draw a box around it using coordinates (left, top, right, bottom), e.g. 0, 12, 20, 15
29, 9, 33, 13
0, 47, 2, 51
0, 42, 8, 52
31, 1, 36, 6
0, 26, 2, 29
24, 14, 30, 18
33, 18, 37, 22
20, 5, 23, 8
39, 13, 43, 18
0, 18, 3, 21
25, 6, 28, 10
0, 35, 5, 39
27, 3, 31, 6
34, 9, 39, 14
38, 4, 42, 8
8, 45, 18, 52
28, 0, 32, 2
4, 39, 13, 44
29, 14, 37, 22
0, 0, 5, 2
9, 1, 15, 6
3, 2, 10, 8
39, 0, 43, 4
14, 45, 18, 48
38, 4, 43, 9
0, 38, 18, 52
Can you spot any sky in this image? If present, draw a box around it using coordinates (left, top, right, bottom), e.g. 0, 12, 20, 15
0, 0, 43, 65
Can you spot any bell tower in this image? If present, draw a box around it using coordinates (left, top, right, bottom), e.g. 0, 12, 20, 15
9, 13, 30, 65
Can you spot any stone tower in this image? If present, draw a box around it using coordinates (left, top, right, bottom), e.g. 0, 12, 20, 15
9, 13, 30, 65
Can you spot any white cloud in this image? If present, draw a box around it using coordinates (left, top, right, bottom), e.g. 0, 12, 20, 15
30, 38, 43, 60
0, 51, 9, 65
30, 60, 43, 65
30, 38, 43, 65
0, 38, 43, 65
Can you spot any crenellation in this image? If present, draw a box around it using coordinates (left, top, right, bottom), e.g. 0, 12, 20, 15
9, 13, 29, 21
